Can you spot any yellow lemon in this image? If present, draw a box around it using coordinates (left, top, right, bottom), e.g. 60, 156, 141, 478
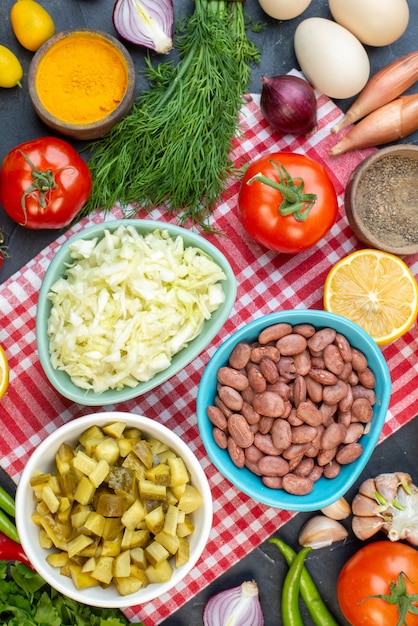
0, 45, 23, 88
0, 345, 9, 399
11, 0, 55, 52
324, 249, 418, 346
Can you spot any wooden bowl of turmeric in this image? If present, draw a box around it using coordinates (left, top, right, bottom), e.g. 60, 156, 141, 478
28, 29, 136, 140
345, 144, 418, 256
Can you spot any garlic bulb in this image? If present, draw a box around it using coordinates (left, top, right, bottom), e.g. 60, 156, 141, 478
352, 472, 418, 544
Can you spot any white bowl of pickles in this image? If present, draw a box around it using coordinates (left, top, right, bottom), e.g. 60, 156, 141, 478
15, 412, 212, 608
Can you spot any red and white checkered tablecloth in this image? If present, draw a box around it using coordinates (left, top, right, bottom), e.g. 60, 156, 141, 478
1, 82, 418, 624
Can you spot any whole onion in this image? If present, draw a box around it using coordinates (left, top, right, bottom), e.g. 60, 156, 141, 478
260, 74, 317, 135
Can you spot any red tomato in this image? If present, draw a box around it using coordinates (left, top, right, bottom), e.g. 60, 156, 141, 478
337, 541, 418, 626
0, 137, 92, 229
237, 152, 338, 253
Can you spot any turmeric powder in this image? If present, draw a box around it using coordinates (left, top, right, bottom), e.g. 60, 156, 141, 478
35, 32, 129, 125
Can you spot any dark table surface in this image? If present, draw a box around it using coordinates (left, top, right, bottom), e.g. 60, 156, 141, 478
1, 0, 418, 624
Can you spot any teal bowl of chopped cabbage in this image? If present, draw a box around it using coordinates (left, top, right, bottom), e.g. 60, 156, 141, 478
36, 219, 237, 405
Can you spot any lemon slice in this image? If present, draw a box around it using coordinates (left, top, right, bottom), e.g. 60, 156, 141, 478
324, 249, 418, 346
0, 345, 9, 399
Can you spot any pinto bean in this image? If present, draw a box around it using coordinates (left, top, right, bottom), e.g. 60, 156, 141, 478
270, 419, 292, 452
351, 348, 368, 372
282, 473, 314, 495
292, 375, 307, 407
257, 455, 290, 477
293, 349, 312, 376
296, 401, 323, 426
308, 368, 339, 386
262, 476, 284, 489
207, 405, 228, 430
357, 368, 376, 389
351, 385, 376, 405
322, 380, 349, 405
259, 416, 274, 434
276, 333, 307, 356
323, 461, 341, 479
218, 385, 244, 412
317, 447, 338, 466
291, 424, 318, 444
321, 422, 346, 450
251, 345, 280, 364
259, 357, 279, 384
229, 342, 252, 370
305, 375, 323, 403
253, 391, 285, 417
338, 383, 353, 412
228, 413, 254, 448
227, 437, 245, 468
245, 459, 262, 476
246, 363, 267, 393
292, 323, 316, 338
308, 464, 324, 481
293, 457, 315, 477
258, 322, 292, 344
244, 444, 264, 464
335, 333, 353, 362
351, 397, 374, 423
214, 395, 233, 417
254, 432, 281, 456
241, 401, 261, 425
217, 367, 249, 391
343, 423, 365, 444
276, 356, 297, 380
336, 442, 363, 464
213, 427, 228, 449
323, 343, 345, 375
267, 380, 292, 400
307, 327, 337, 353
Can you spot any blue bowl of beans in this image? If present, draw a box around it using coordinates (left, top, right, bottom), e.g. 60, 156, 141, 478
197, 309, 391, 511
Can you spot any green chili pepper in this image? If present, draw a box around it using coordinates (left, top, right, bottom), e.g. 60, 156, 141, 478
270, 537, 339, 626
281, 545, 312, 626
0, 485, 16, 518
0, 509, 20, 544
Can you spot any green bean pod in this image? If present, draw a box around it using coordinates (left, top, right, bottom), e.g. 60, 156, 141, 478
270, 537, 339, 626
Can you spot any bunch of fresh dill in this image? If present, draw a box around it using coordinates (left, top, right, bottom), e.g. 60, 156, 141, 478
83, 0, 260, 229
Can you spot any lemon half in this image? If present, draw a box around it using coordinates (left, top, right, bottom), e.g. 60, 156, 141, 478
0, 345, 9, 399
324, 249, 418, 346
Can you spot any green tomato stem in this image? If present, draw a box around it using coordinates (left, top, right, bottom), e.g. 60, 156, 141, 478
246, 159, 317, 222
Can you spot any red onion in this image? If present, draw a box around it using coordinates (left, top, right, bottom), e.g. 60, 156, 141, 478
203, 580, 264, 626
113, 0, 174, 54
260, 74, 317, 135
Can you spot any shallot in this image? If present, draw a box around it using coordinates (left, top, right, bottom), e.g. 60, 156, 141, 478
260, 74, 317, 135
203, 580, 264, 626
112, 0, 174, 54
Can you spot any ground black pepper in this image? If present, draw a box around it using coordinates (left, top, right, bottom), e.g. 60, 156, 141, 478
356, 155, 418, 248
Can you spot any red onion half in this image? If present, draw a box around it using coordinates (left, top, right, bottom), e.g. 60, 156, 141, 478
113, 0, 174, 54
260, 74, 317, 135
203, 580, 264, 626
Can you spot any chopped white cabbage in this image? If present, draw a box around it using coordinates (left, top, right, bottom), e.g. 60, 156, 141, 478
47, 225, 226, 393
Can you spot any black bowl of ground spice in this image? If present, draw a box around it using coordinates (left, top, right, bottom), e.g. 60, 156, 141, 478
345, 144, 418, 256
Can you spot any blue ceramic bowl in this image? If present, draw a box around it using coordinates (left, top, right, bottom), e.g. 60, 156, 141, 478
36, 219, 237, 406
197, 309, 391, 511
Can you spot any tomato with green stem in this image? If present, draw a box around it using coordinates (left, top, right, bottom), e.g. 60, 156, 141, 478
0, 137, 91, 229
237, 152, 338, 254
337, 541, 418, 626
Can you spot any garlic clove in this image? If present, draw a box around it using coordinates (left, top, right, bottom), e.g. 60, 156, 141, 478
299, 515, 348, 549
351, 493, 386, 516
321, 497, 351, 520
374, 473, 402, 503
352, 514, 386, 540
358, 477, 377, 499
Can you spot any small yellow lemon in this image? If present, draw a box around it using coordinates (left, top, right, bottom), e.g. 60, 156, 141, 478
0, 45, 23, 88
0, 345, 9, 399
324, 249, 418, 345
11, 0, 55, 52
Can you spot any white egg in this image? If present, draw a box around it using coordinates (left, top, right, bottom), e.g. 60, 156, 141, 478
329, 0, 409, 47
258, 0, 312, 20
294, 18, 370, 99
